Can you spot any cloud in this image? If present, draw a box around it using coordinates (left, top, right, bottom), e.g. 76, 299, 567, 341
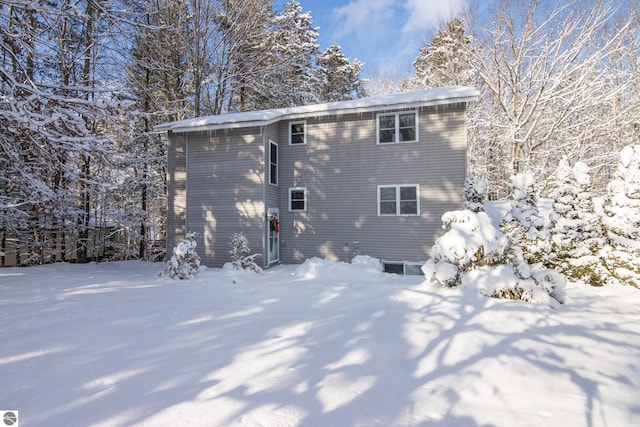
332, 0, 397, 39
402, 0, 466, 34
327, 0, 467, 75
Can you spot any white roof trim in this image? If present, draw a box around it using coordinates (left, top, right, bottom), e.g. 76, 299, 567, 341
155, 86, 479, 133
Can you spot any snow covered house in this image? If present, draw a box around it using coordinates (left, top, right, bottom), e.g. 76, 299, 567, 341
156, 86, 479, 272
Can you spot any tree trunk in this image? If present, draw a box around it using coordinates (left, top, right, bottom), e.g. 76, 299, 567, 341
76, 154, 91, 263
139, 160, 147, 260
76, 0, 95, 263
512, 141, 522, 175
1, 226, 5, 267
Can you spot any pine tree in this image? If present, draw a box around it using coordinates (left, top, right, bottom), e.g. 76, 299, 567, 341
423, 209, 565, 305
602, 145, 640, 287
221, 0, 310, 111
165, 232, 201, 279
463, 174, 487, 213
269, 0, 320, 107
228, 232, 262, 272
235, 0, 320, 110
218, 0, 272, 111
500, 173, 549, 265
402, 18, 474, 90
548, 158, 608, 286
317, 43, 367, 102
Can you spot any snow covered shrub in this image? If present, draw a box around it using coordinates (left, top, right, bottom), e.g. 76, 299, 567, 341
460, 263, 565, 307
601, 145, 640, 287
423, 210, 509, 286
423, 209, 565, 306
228, 232, 262, 273
548, 158, 609, 286
164, 232, 201, 280
500, 172, 549, 265
464, 174, 487, 212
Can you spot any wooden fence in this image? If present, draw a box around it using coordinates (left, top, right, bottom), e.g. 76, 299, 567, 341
1, 228, 117, 267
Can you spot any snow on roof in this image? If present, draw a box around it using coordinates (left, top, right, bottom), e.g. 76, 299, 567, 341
155, 86, 479, 133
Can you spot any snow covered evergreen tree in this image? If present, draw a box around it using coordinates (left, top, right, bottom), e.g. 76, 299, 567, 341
234, 0, 320, 110
268, 0, 320, 107
500, 173, 549, 265
463, 174, 487, 213
228, 233, 262, 272
548, 158, 608, 286
165, 232, 201, 280
402, 18, 474, 90
317, 43, 367, 102
423, 210, 565, 306
602, 145, 640, 287
423, 210, 509, 287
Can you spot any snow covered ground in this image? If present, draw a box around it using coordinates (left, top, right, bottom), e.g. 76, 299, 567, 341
1, 259, 639, 427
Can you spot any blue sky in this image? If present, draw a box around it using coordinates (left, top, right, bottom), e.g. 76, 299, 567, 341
289, 0, 467, 77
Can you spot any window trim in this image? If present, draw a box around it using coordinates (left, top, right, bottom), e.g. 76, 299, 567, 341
376, 111, 419, 144
289, 120, 307, 145
377, 184, 420, 216
269, 140, 278, 186
288, 187, 307, 211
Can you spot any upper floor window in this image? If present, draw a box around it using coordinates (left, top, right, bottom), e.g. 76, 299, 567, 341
378, 185, 420, 216
269, 140, 278, 186
289, 121, 307, 145
289, 187, 307, 211
377, 111, 418, 144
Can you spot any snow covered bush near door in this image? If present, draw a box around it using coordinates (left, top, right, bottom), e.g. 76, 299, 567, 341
164, 232, 201, 280
226, 232, 262, 273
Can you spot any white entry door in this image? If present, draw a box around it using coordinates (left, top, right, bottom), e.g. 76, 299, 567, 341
267, 208, 280, 265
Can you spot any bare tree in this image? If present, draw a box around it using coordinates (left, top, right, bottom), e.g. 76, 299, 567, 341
467, 0, 636, 194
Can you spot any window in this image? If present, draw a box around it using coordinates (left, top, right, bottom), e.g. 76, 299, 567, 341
383, 262, 425, 275
289, 121, 306, 145
377, 111, 418, 144
377, 185, 420, 216
289, 187, 307, 211
383, 262, 404, 274
269, 140, 278, 185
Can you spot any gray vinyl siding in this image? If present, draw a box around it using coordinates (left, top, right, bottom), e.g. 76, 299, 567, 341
277, 104, 467, 264
166, 131, 187, 256
166, 101, 469, 267
185, 128, 265, 267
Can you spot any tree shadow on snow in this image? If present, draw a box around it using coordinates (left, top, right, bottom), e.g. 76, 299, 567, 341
0, 262, 638, 426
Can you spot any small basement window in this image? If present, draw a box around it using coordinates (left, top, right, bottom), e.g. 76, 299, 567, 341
383, 262, 424, 275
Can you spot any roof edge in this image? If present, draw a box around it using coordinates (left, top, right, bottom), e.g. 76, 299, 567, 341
155, 86, 479, 133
